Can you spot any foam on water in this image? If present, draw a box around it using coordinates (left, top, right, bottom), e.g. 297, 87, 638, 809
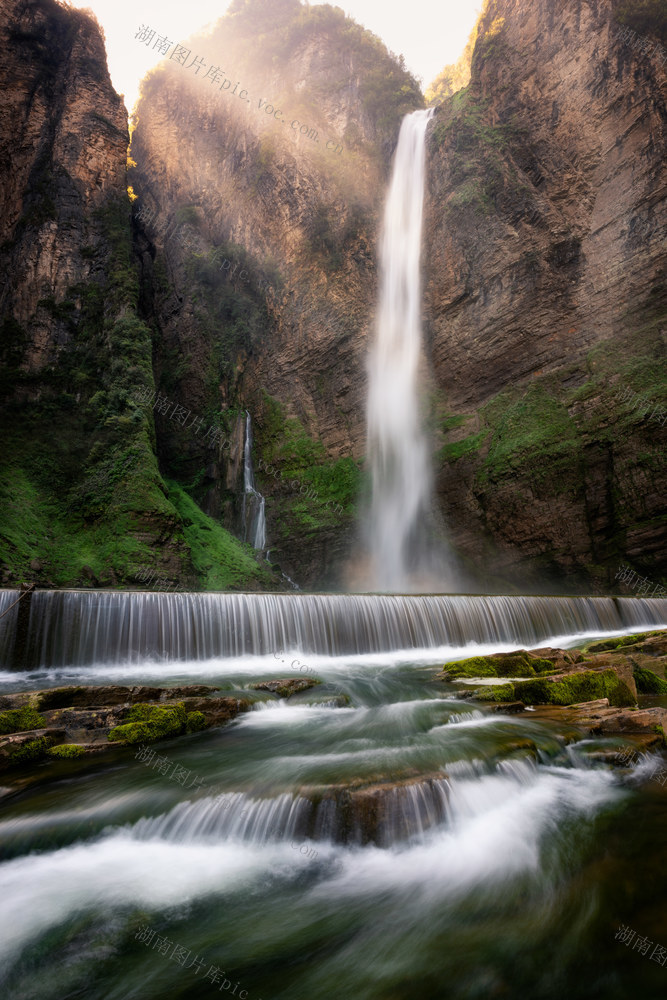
0, 756, 625, 967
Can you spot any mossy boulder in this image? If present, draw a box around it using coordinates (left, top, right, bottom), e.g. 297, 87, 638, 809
8, 735, 53, 764
473, 683, 516, 702
185, 711, 206, 732
633, 667, 667, 695
108, 702, 188, 745
442, 651, 555, 680
584, 634, 651, 653
0, 706, 46, 734
47, 743, 87, 759
475, 669, 636, 708
250, 678, 321, 698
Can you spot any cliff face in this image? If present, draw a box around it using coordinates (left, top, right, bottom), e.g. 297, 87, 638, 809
129, 0, 423, 588
424, 0, 667, 591
0, 0, 278, 592
1, 0, 664, 594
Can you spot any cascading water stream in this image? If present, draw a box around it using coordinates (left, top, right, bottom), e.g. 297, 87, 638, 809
0, 589, 665, 669
242, 411, 266, 551
366, 108, 446, 592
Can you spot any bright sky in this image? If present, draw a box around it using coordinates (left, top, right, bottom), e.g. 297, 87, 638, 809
68, 0, 481, 112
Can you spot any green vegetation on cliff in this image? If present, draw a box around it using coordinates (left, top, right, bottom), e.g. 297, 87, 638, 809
165, 480, 273, 591
226, 0, 423, 145
436, 319, 667, 588
1, 187, 277, 589
612, 1, 667, 44
255, 392, 361, 535
430, 85, 528, 217
0, 195, 184, 587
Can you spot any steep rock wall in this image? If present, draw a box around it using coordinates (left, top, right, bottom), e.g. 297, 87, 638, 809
424, 0, 666, 592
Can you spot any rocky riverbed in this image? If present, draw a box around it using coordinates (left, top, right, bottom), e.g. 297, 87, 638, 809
442, 629, 667, 755
0, 677, 321, 786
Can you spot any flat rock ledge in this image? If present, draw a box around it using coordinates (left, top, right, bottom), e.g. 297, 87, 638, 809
441, 630, 667, 758
0, 685, 251, 776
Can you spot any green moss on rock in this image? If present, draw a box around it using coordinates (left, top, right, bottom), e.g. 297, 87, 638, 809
108, 702, 188, 745
472, 683, 515, 702
9, 736, 52, 763
633, 667, 667, 695
443, 651, 555, 679
186, 711, 206, 732
0, 706, 46, 734
585, 633, 651, 653
484, 669, 636, 707
47, 743, 87, 758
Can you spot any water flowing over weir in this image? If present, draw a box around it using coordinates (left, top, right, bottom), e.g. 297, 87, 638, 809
365, 108, 444, 592
0, 589, 665, 668
2, 591, 667, 998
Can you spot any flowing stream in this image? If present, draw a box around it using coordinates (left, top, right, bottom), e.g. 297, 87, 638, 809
1, 590, 667, 999
365, 108, 443, 592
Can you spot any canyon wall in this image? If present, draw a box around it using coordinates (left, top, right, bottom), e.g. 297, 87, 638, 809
0, 0, 279, 591
0, 0, 664, 594
424, 0, 666, 592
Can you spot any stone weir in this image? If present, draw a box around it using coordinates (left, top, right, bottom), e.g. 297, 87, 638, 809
1, 590, 666, 669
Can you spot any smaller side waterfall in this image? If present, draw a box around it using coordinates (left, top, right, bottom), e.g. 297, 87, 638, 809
242, 411, 266, 551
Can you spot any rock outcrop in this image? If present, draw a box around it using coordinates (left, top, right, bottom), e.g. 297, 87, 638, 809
128, 0, 423, 589
0, 684, 252, 775
0, 0, 283, 592
425, 0, 667, 591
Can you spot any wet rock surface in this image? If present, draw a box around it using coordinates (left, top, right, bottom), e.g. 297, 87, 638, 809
0, 685, 253, 775
450, 630, 667, 761
249, 678, 321, 698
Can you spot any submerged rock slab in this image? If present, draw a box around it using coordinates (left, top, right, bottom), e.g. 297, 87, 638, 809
300, 774, 452, 847
249, 678, 321, 698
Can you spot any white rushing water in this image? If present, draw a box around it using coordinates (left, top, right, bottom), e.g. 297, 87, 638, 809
0, 759, 623, 966
1, 589, 666, 669
366, 108, 441, 592
242, 410, 266, 551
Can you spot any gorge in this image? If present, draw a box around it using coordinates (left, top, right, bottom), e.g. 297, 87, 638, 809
0, 0, 666, 998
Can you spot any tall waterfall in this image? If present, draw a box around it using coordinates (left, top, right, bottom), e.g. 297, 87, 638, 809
365, 108, 441, 592
242, 411, 266, 551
